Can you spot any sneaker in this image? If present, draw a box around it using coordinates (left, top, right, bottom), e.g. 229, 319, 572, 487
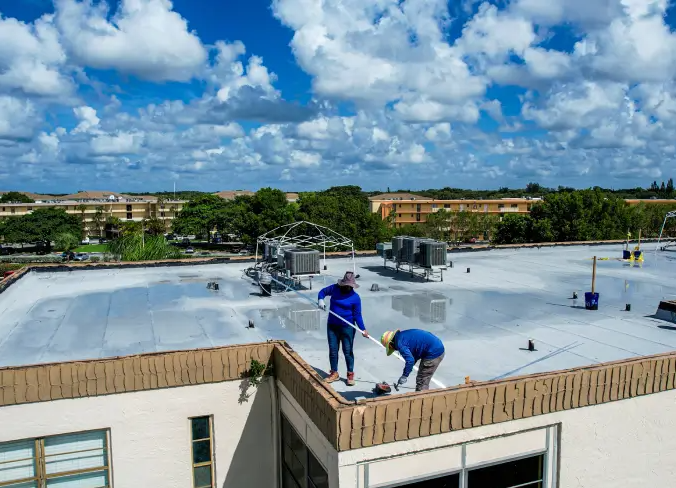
325, 371, 340, 383
346, 372, 355, 386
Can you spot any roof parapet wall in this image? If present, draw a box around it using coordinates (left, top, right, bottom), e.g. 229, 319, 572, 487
1, 341, 675, 452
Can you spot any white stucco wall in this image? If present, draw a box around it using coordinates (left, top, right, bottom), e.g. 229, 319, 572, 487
339, 388, 676, 488
0, 379, 276, 488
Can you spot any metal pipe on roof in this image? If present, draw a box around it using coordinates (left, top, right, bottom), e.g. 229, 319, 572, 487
266, 275, 446, 389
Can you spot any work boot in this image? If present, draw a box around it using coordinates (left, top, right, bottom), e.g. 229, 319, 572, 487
346, 372, 355, 386
325, 371, 339, 383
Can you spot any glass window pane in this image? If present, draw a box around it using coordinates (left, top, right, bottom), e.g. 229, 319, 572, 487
193, 465, 212, 488
283, 444, 306, 488
388, 473, 460, 487
281, 417, 306, 472
44, 432, 107, 476
468, 454, 544, 488
46, 470, 109, 488
282, 464, 300, 488
3, 482, 38, 488
191, 418, 210, 441
193, 440, 211, 465
0, 440, 36, 483
308, 450, 329, 488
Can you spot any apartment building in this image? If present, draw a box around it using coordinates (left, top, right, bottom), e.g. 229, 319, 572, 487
0, 191, 185, 236
369, 193, 533, 227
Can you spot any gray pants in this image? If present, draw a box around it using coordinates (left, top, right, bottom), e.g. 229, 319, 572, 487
415, 352, 445, 391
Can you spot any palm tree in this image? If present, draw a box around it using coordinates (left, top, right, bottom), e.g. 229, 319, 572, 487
92, 206, 104, 238
76, 204, 88, 239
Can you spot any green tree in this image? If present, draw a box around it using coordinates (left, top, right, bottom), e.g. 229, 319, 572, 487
172, 194, 229, 239
1, 208, 82, 249
492, 214, 533, 244
667, 178, 674, 197
143, 217, 166, 236
424, 210, 452, 241
92, 206, 104, 237
54, 232, 80, 252
0, 192, 34, 203
76, 204, 88, 238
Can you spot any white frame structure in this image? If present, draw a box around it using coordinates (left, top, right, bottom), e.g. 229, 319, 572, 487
255, 221, 356, 272
656, 211, 676, 252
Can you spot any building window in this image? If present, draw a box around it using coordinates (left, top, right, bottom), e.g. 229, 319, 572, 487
126, 204, 132, 212
160, 212, 165, 217
0, 430, 110, 487
395, 472, 460, 487
27, 207, 32, 211
498, 204, 505, 209
468, 453, 544, 488
432, 204, 437, 209
416, 213, 421, 222
126, 213, 132, 220
1, 207, 4, 211
444, 204, 450, 208
398, 214, 402, 218
472, 204, 477, 209
281, 414, 328, 488
511, 204, 518, 208
10, 208, 15, 214
190, 416, 215, 488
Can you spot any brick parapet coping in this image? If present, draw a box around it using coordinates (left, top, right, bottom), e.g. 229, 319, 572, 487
1, 341, 675, 452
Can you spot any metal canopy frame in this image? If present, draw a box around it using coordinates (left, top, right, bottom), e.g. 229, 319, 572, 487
255, 220, 355, 272
656, 211, 676, 252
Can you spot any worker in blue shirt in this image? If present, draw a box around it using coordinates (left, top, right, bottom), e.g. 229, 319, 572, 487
380, 329, 445, 391
318, 271, 369, 386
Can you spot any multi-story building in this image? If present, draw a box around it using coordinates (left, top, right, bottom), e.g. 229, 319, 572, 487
0, 191, 185, 237
369, 193, 534, 228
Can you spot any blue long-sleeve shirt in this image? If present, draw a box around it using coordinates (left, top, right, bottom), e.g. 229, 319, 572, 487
317, 284, 366, 331
394, 329, 445, 377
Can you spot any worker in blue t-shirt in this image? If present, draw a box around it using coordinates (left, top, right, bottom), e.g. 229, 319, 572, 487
317, 271, 369, 386
380, 329, 445, 391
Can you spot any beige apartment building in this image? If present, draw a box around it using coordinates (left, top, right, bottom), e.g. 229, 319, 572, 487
0, 191, 185, 237
369, 193, 534, 227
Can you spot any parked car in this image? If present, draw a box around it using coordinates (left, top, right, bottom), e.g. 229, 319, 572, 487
61, 251, 75, 261
238, 249, 250, 256
185, 247, 195, 254
73, 253, 89, 261
81, 237, 90, 245
99, 238, 108, 244
0, 246, 14, 255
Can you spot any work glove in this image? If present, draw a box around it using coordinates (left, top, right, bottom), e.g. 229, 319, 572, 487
361, 330, 370, 338
318, 299, 326, 310
397, 375, 408, 387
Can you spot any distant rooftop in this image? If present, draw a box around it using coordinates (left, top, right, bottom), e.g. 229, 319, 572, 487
1, 244, 675, 401
368, 192, 432, 201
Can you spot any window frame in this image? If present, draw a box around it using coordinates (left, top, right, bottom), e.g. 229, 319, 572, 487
280, 413, 328, 488
190, 415, 215, 488
0, 428, 112, 488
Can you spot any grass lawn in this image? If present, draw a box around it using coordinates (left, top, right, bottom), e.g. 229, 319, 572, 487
74, 244, 108, 253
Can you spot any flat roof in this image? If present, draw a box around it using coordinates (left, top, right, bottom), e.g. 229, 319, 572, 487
1, 244, 676, 401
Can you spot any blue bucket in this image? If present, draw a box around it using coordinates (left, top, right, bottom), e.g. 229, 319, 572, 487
634, 250, 643, 260
622, 250, 631, 260
585, 292, 599, 310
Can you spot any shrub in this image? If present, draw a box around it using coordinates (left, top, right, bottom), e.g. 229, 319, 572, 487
0, 255, 62, 264
90, 256, 100, 263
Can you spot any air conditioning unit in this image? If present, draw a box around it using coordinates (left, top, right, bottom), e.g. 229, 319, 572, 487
284, 248, 321, 275
376, 242, 392, 258
419, 241, 447, 267
392, 236, 405, 261
401, 237, 420, 263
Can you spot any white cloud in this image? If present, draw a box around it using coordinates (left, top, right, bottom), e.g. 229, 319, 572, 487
55, 0, 207, 82
72, 106, 100, 134
0, 96, 39, 141
0, 15, 73, 97
90, 132, 144, 156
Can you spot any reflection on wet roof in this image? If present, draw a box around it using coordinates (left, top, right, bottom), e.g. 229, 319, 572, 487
1, 244, 676, 400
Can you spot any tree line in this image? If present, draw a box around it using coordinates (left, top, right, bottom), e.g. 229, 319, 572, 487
492, 189, 676, 245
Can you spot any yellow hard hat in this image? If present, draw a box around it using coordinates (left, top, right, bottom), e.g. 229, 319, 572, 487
380, 330, 398, 356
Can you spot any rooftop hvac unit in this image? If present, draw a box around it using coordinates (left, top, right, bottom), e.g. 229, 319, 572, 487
284, 248, 321, 276
392, 236, 405, 261
401, 237, 420, 263
419, 241, 447, 267
376, 242, 392, 258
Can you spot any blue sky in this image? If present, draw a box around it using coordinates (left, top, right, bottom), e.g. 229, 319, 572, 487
0, 0, 675, 193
